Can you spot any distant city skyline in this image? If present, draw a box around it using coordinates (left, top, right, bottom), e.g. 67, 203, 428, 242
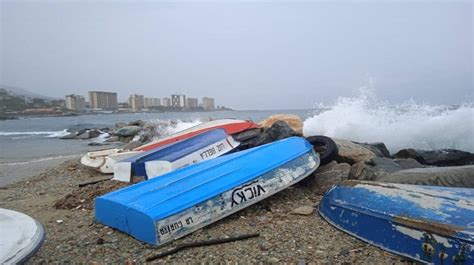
63, 90, 217, 111
1, 1, 472, 109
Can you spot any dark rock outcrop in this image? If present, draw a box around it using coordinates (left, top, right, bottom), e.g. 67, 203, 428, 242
394, 148, 474, 166
75, 130, 101, 139
239, 121, 298, 149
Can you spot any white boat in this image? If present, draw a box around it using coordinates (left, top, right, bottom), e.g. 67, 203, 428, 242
113, 129, 239, 182
81, 119, 258, 173
0, 208, 45, 264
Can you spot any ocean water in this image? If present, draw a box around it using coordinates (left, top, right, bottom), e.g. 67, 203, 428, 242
0, 110, 309, 186
1, 96, 473, 186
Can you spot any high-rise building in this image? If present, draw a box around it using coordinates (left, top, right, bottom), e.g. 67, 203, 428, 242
65, 94, 86, 111
144, 97, 161, 108
202, 97, 215, 110
162, 97, 171, 107
128, 94, 144, 111
186, 97, 198, 108
171, 94, 186, 108
88, 91, 118, 110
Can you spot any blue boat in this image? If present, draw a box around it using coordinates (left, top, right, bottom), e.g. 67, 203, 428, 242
113, 129, 239, 182
96, 137, 319, 246
319, 181, 474, 264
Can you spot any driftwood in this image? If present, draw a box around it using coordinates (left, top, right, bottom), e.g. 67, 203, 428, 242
78, 176, 113, 187
146, 233, 260, 261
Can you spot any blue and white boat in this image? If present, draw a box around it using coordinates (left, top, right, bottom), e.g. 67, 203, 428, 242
319, 181, 474, 264
113, 129, 239, 182
96, 137, 319, 246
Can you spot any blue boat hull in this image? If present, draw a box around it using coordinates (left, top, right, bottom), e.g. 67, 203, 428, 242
319, 181, 474, 264
96, 137, 319, 245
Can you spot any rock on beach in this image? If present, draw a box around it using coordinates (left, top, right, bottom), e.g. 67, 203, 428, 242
334, 139, 377, 164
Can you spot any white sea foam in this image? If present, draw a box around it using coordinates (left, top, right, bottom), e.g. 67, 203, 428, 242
145, 119, 203, 139
0, 129, 70, 138
0, 154, 81, 166
303, 89, 474, 153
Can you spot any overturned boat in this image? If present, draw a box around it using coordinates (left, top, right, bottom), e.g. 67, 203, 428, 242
0, 208, 45, 264
114, 129, 239, 182
96, 137, 319, 246
319, 181, 474, 265
81, 119, 259, 173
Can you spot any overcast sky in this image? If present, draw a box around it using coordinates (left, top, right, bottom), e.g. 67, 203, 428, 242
1, 1, 472, 110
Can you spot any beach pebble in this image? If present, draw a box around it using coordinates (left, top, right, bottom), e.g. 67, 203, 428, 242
291, 206, 314, 216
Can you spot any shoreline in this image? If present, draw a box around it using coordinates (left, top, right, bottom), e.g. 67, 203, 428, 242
0, 158, 402, 263
0, 108, 235, 120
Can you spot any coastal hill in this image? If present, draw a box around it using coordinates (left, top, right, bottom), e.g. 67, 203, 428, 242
1, 85, 56, 100
0, 86, 63, 114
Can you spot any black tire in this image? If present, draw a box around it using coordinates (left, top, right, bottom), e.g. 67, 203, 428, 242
305, 135, 338, 166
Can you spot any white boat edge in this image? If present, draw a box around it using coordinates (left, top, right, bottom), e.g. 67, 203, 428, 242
80, 148, 122, 169
0, 208, 45, 264
80, 119, 251, 169
99, 151, 143, 174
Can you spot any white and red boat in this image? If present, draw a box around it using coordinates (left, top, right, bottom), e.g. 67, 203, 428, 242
81, 119, 259, 173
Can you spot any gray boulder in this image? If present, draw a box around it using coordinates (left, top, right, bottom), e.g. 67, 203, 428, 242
74, 130, 101, 139
349, 157, 403, 180
394, 148, 474, 167
367, 157, 404, 172
115, 126, 142, 137
377, 165, 474, 188
393, 158, 425, 169
356, 142, 391, 158
303, 161, 351, 195
334, 139, 377, 164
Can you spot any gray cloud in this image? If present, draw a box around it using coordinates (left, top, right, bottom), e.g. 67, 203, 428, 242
1, 1, 472, 109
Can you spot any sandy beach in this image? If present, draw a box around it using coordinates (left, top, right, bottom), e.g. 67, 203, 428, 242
0, 158, 410, 264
